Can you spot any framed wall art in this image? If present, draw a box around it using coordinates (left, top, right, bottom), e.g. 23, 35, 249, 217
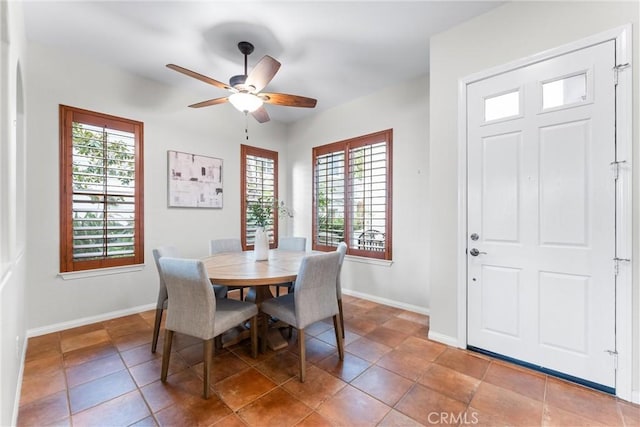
167, 150, 223, 208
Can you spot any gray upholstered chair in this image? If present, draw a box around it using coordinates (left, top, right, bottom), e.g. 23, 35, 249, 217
336, 242, 347, 338
209, 238, 249, 300
260, 251, 344, 382
151, 245, 180, 353
158, 257, 258, 399
275, 236, 307, 296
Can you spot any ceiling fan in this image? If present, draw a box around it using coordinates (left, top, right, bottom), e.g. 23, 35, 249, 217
167, 41, 317, 123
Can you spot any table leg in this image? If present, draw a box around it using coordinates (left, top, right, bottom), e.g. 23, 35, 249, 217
246, 286, 289, 351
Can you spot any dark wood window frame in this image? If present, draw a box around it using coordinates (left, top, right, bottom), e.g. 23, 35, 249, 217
240, 144, 279, 250
59, 105, 144, 272
312, 129, 393, 260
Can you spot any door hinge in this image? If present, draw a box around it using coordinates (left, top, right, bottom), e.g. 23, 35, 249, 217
610, 160, 627, 180
604, 349, 618, 369
613, 257, 631, 276
613, 63, 630, 85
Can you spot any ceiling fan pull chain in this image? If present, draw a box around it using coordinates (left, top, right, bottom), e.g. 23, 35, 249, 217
245, 112, 249, 141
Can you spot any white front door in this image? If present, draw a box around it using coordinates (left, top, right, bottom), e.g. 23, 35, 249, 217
466, 40, 616, 389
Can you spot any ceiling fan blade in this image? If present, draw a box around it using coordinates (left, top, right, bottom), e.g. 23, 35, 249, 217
166, 64, 230, 90
261, 92, 317, 108
245, 56, 281, 92
188, 97, 229, 108
251, 106, 270, 123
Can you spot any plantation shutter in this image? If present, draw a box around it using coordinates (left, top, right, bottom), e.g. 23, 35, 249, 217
314, 148, 345, 250
60, 106, 144, 272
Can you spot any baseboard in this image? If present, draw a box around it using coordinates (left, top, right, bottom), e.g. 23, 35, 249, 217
341, 289, 429, 315
11, 334, 27, 427
428, 330, 462, 348
27, 303, 156, 337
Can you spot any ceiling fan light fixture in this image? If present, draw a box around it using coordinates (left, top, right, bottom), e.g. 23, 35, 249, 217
229, 92, 263, 113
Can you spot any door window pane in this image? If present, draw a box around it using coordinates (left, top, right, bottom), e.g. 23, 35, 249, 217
542, 73, 587, 109
485, 90, 520, 122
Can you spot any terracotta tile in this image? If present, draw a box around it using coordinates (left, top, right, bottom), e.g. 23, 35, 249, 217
418, 363, 480, 404
71, 390, 150, 427
120, 343, 163, 368
315, 352, 371, 383
381, 317, 423, 335
19, 369, 67, 406
434, 348, 490, 380
65, 353, 126, 388
140, 370, 206, 413
396, 311, 429, 326
255, 351, 300, 384
154, 392, 231, 426
129, 352, 189, 387
317, 385, 391, 426
483, 361, 546, 401
361, 305, 404, 325
395, 336, 447, 361
412, 325, 429, 339
59, 323, 105, 341
214, 368, 277, 411
345, 336, 392, 363
238, 387, 312, 426
69, 369, 137, 414
365, 326, 410, 348
60, 329, 111, 354
352, 299, 380, 309
618, 401, 640, 426
543, 403, 612, 426
376, 349, 430, 381
464, 407, 505, 427
544, 378, 622, 425
62, 341, 118, 368
292, 336, 337, 364
23, 353, 63, 378
17, 390, 69, 427
25, 333, 61, 361
176, 342, 205, 366
304, 321, 333, 337
111, 330, 153, 352
395, 384, 467, 425
104, 315, 152, 339
129, 416, 158, 427
342, 317, 379, 336
351, 365, 413, 406
170, 332, 202, 351
315, 328, 360, 347
191, 350, 251, 384
294, 411, 333, 427
469, 382, 543, 426
230, 339, 280, 366
213, 413, 249, 427
282, 365, 347, 409
378, 409, 424, 427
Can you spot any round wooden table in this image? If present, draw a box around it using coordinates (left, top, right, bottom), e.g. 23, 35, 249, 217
201, 249, 315, 350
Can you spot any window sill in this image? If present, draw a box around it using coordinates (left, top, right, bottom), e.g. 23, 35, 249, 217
345, 255, 393, 267
58, 264, 145, 280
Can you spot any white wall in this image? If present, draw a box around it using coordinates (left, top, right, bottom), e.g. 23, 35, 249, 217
25, 42, 288, 332
429, 0, 639, 399
0, 1, 28, 425
287, 74, 430, 313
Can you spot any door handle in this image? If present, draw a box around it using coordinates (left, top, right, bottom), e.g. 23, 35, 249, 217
469, 248, 487, 257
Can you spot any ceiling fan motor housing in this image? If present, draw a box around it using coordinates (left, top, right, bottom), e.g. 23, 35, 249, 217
230, 74, 248, 88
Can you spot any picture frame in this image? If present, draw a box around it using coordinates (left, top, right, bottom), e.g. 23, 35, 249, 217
167, 150, 223, 208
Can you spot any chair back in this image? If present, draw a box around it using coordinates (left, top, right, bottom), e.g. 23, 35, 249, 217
335, 242, 347, 299
293, 252, 341, 329
279, 236, 307, 251
209, 238, 242, 255
152, 245, 180, 308
158, 257, 217, 340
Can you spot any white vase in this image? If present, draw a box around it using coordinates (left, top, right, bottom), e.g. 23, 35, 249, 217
254, 227, 269, 261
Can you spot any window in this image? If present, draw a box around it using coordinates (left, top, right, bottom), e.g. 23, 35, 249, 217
313, 129, 392, 260
59, 105, 144, 272
542, 72, 587, 109
241, 144, 278, 250
484, 89, 520, 122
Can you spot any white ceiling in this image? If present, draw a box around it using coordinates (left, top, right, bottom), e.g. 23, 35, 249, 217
23, 1, 504, 123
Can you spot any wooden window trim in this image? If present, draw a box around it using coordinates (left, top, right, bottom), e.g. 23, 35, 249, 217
59, 105, 144, 272
312, 129, 393, 260
240, 144, 279, 250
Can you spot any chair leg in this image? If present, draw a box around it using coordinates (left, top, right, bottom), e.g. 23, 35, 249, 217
333, 315, 345, 360
240, 288, 244, 301
260, 312, 268, 354
250, 316, 258, 358
151, 307, 163, 353
160, 329, 174, 382
337, 298, 345, 339
298, 329, 306, 382
203, 339, 214, 399
276, 286, 280, 297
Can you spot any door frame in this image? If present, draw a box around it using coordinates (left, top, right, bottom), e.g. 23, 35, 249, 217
455, 25, 633, 401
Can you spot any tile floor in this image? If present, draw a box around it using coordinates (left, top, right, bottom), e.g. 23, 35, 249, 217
17, 292, 640, 426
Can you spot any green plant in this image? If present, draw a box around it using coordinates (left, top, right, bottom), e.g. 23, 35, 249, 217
247, 197, 275, 228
